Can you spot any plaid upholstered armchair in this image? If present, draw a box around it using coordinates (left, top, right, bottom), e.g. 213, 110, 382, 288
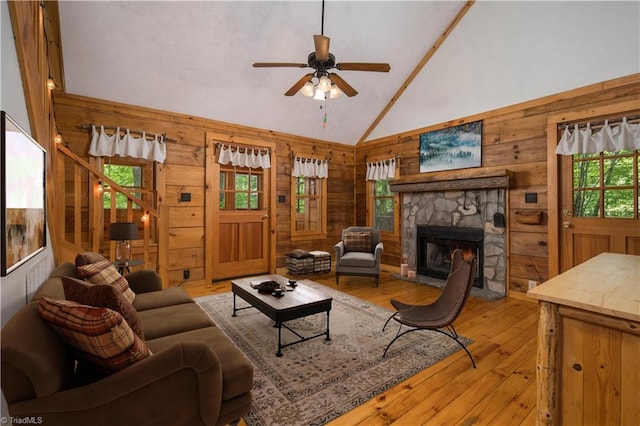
334, 226, 384, 287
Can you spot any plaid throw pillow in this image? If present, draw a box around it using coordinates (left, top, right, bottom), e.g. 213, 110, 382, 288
75, 252, 136, 304
343, 231, 372, 253
62, 276, 144, 340
38, 297, 151, 373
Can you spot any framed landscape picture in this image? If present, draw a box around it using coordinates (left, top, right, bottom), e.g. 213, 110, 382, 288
1, 111, 47, 276
419, 120, 482, 173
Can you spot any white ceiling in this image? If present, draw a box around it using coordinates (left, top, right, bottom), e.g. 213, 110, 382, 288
58, 0, 466, 145
58, 1, 640, 146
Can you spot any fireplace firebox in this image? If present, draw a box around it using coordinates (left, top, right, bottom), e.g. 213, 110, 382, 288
417, 226, 483, 288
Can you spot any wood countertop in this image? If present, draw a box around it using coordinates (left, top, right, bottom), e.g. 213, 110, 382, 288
527, 252, 640, 322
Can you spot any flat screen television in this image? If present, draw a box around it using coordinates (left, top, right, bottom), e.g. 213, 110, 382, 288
1, 111, 47, 276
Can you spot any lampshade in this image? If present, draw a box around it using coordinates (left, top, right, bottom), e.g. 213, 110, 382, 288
317, 75, 332, 92
313, 89, 326, 101
109, 222, 138, 241
329, 84, 343, 99
300, 81, 315, 97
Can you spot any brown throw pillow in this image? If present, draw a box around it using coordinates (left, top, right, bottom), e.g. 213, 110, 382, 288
75, 252, 136, 304
343, 231, 372, 253
38, 297, 151, 374
286, 249, 312, 259
62, 276, 144, 339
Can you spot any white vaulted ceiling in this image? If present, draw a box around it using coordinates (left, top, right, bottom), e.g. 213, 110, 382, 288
58, 1, 639, 145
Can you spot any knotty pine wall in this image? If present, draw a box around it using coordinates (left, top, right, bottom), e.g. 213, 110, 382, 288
356, 74, 640, 299
53, 92, 355, 287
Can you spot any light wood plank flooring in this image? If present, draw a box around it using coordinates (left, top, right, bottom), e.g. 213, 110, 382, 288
181, 269, 539, 425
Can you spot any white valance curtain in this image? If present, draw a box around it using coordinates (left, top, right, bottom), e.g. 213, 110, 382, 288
217, 144, 271, 169
89, 125, 166, 163
366, 158, 396, 181
291, 156, 328, 178
555, 117, 640, 155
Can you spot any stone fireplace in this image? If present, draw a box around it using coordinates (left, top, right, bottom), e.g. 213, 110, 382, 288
417, 225, 484, 288
401, 189, 507, 298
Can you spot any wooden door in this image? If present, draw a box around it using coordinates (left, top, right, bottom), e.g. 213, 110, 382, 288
205, 135, 276, 281
559, 138, 640, 271
216, 164, 269, 278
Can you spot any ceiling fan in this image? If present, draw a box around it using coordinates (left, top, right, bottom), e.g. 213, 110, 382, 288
252, 0, 390, 98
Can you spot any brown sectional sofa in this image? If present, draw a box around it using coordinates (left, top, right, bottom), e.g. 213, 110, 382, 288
1, 262, 253, 425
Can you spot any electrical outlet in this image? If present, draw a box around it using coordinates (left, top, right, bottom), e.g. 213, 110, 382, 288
183, 270, 190, 280
26, 257, 47, 303
528, 280, 538, 290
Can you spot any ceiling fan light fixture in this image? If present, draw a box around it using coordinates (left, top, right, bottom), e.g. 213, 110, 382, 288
317, 75, 332, 92
329, 84, 343, 99
300, 81, 315, 97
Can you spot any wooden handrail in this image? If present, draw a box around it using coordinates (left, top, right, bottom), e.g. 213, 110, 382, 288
56, 144, 159, 217
55, 143, 163, 277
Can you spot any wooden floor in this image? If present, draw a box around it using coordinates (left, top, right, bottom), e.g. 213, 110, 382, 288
181, 268, 539, 426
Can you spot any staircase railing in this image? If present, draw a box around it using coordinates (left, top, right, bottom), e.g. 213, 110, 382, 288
55, 143, 165, 282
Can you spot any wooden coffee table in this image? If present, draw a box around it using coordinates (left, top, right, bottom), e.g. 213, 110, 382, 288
231, 274, 332, 356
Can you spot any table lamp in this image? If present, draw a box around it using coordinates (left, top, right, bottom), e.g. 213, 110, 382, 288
109, 222, 138, 265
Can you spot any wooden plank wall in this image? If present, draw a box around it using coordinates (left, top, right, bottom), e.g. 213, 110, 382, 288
53, 92, 354, 287
355, 74, 640, 298
7, 1, 65, 261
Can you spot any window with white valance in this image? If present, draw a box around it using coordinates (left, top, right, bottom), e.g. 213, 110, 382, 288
217, 144, 271, 169
366, 158, 396, 181
555, 116, 640, 155
366, 157, 399, 234
89, 125, 166, 163
291, 156, 328, 178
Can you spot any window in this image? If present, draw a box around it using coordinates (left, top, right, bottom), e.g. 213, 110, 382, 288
372, 179, 395, 231
220, 166, 264, 210
291, 175, 326, 239
572, 149, 639, 218
103, 164, 143, 209
366, 158, 400, 236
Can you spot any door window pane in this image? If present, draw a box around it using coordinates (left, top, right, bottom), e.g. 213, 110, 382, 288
573, 189, 600, 217
220, 166, 263, 211
603, 157, 633, 186
573, 160, 600, 188
571, 149, 638, 219
604, 189, 634, 218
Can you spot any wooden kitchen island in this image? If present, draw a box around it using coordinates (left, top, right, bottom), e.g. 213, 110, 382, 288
528, 252, 640, 425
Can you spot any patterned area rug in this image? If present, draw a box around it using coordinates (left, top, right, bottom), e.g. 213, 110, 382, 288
195, 281, 471, 426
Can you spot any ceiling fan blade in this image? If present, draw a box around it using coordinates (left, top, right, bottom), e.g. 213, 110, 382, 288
253, 62, 309, 68
328, 73, 358, 97
284, 73, 315, 96
336, 63, 391, 72
313, 35, 330, 61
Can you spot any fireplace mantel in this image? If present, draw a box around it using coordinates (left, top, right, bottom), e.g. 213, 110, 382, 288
390, 168, 513, 193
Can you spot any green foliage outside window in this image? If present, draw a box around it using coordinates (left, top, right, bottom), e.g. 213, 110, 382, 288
374, 179, 394, 231
572, 150, 638, 218
220, 169, 261, 210
103, 164, 142, 209
296, 177, 306, 213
